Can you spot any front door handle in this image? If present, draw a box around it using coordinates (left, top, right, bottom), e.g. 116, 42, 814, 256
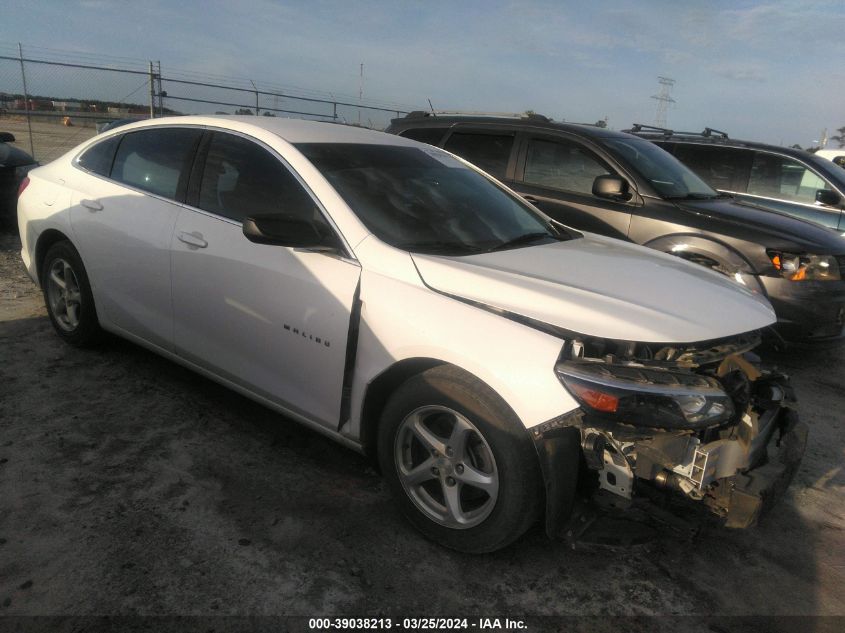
177, 231, 208, 249
80, 199, 103, 211
522, 195, 540, 204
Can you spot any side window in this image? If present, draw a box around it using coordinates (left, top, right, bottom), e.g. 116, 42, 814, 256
747, 152, 831, 204
198, 132, 320, 225
523, 138, 611, 194
76, 135, 121, 177
399, 127, 449, 146
671, 145, 750, 192
111, 128, 201, 200
443, 132, 514, 179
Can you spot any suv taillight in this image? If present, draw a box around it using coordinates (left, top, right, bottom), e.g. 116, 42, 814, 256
18, 176, 30, 197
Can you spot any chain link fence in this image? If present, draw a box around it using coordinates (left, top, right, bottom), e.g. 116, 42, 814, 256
1, 43, 416, 164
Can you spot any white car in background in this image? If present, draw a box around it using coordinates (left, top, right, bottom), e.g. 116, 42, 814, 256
17, 116, 806, 552
814, 149, 845, 169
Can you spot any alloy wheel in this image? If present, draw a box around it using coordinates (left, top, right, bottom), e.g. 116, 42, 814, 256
394, 405, 499, 529
46, 258, 82, 332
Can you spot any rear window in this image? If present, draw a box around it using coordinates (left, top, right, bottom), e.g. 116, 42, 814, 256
111, 128, 201, 200
76, 135, 121, 177
443, 132, 514, 179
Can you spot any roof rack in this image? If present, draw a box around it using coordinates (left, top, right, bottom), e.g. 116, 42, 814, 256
625, 123, 730, 140
402, 110, 552, 122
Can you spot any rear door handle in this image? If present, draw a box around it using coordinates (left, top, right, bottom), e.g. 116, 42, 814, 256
177, 231, 208, 249
80, 199, 103, 211
522, 195, 540, 204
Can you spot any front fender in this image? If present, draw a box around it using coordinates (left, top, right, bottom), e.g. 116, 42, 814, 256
644, 233, 765, 295
348, 269, 580, 441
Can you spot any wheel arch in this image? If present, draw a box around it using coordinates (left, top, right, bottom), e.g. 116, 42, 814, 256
34, 228, 74, 286
643, 233, 765, 293
359, 357, 447, 464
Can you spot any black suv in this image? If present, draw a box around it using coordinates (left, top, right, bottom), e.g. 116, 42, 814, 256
386, 112, 845, 346
625, 124, 845, 234
0, 132, 38, 227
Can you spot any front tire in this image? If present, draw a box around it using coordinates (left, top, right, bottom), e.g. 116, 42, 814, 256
378, 365, 542, 553
41, 240, 102, 347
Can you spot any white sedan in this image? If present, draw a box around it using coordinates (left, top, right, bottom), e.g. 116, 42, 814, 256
17, 116, 805, 551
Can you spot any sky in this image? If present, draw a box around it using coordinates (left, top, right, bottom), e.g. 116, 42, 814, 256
1, 0, 843, 146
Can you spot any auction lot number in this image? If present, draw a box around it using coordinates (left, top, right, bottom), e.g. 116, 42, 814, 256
309, 618, 526, 630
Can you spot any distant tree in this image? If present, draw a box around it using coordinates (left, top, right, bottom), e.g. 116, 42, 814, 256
831, 126, 845, 148
234, 108, 254, 115
262, 111, 276, 117
215, 111, 228, 115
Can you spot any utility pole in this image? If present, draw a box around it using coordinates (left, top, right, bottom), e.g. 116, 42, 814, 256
651, 76, 675, 128
358, 62, 363, 126
157, 61, 164, 117
250, 79, 260, 116
148, 61, 156, 119
18, 43, 35, 156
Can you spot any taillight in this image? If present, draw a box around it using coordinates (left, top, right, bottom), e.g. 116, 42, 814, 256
17, 176, 30, 197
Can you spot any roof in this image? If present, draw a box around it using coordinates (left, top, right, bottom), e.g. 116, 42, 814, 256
624, 124, 812, 156
102, 114, 415, 146
389, 113, 631, 139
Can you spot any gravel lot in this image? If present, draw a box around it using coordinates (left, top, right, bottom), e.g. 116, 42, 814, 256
1, 117, 98, 164
0, 228, 843, 630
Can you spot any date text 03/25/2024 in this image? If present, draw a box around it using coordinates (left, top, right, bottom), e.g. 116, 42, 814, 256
308, 618, 527, 630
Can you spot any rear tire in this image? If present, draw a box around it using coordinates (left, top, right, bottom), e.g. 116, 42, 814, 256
377, 365, 542, 553
41, 240, 102, 347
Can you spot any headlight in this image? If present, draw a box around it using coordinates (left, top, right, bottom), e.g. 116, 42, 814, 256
555, 361, 734, 430
768, 250, 841, 281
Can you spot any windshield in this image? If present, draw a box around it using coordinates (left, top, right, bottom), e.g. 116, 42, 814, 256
297, 143, 571, 255
603, 138, 717, 199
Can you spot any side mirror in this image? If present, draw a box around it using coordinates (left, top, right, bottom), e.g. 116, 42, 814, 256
815, 189, 841, 207
243, 215, 338, 251
592, 174, 630, 201
0, 132, 15, 143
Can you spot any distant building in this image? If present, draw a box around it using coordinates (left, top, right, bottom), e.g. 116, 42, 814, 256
14, 98, 53, 110
52, 101, 82, 111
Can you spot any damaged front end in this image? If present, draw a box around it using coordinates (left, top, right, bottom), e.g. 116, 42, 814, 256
533, 332, 808, 537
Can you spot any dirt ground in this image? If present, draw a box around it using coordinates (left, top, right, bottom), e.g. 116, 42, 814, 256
1, 228, 844, 630
1, 117, 98, 164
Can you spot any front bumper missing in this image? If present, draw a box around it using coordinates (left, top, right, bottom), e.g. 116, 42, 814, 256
703, 409, 807, 528
532, 406, 807, 537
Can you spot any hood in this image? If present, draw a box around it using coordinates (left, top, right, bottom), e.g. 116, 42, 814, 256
411, 233, 776, 343
676, 197, 845, 253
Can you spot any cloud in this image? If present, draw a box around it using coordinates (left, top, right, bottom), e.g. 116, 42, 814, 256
712, 64, 767, 83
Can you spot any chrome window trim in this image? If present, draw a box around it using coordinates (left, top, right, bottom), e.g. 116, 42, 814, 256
71, 122, 358, 261
720, 189, 845, 214
669, 141, 845, 201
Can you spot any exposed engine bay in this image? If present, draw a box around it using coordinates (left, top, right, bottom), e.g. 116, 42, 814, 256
534, 331, 808, 534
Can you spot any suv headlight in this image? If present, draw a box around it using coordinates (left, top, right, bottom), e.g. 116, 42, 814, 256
768, 250, 841, 281
555, 361, 734, 430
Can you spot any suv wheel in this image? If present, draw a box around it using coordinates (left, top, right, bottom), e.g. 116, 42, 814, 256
378, 365, 542, 553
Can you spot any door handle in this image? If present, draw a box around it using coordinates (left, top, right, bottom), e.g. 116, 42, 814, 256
522, 195, 540, 204
177, 231, 208, 249
80, 199, 103, 211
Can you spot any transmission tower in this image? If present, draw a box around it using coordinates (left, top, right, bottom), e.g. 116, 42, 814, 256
651, 76, 675, 128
